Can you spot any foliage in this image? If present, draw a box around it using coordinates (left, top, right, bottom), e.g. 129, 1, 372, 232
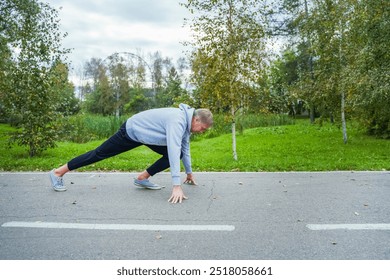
185, 0, 267, 112
156, 67, 185, 107
80, 52, 192, 116
0, 0, 71, 156
268, 0, 390, 139
52, 63, 81, 116
183, 0, 268, 160
346, 0, 390, 138
268, 50, 300, 115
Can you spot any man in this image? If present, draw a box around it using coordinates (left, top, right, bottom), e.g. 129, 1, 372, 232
49, 104, 213, 204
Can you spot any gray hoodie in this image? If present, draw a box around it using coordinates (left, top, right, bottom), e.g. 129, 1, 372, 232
125, 104, 194, 185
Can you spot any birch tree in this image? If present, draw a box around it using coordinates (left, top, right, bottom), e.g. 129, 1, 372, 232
183, 0, 267, 160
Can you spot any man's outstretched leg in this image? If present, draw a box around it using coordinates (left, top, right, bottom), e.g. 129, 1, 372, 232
49, 122, 141, 191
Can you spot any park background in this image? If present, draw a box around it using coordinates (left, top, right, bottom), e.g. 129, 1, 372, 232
0, 0, 389, 171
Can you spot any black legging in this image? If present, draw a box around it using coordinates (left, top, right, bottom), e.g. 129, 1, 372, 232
67, 122, 181, 176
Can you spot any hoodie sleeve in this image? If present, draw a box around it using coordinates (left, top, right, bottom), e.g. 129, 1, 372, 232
181, 133, 192, 174
166, 120, 186, 186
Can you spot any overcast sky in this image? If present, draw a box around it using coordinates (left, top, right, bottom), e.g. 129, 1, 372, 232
45, 0, 193, 70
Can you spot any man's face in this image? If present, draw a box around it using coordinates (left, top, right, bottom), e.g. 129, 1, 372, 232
191, 117, 210, 133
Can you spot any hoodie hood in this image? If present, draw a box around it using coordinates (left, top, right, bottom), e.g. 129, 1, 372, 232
179, 103, 195, 133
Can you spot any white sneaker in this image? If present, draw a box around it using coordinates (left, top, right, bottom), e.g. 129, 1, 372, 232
134, 178, 162, 190
49, 169, 67, 192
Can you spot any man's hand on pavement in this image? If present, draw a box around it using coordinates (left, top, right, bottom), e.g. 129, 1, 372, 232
183, 173, 198, 185
168, 185, 188, 204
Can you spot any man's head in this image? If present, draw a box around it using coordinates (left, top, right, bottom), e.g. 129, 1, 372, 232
191, 109, 213, 133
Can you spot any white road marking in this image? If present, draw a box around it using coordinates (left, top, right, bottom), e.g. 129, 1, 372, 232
0, 171, 388, 175
1, 221, 235, 231
306, 224, 390, 230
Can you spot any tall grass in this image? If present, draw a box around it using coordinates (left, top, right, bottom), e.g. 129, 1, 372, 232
59, 113, 294, 143
59, 114, 130, 143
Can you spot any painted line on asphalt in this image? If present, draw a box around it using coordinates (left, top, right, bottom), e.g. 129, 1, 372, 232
1, 221, 235, 231
1, 171, 388, 175
306, 224, 390, 230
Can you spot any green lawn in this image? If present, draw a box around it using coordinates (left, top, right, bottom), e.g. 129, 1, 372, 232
0, 120, 389, 172
191, 122, 390, 171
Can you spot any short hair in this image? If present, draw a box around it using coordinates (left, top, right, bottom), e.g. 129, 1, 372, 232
194, 109, 213, 127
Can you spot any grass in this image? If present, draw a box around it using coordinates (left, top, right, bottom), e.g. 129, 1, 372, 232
191, 121, 390, 171
0, 119, 389, 172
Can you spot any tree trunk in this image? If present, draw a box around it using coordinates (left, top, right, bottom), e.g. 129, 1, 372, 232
339, 18, 347, 144
330, 112, 334, 124
341, 90, 348, 144
231, 107, 238, 161
310, 104, 315, 123
305, 0, 315, 124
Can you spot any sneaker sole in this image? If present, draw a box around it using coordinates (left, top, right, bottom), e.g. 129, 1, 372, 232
53, 187, 67, 192
134, 183, 162, 190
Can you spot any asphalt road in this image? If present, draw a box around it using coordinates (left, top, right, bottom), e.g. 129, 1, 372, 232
0, 171, 389, 260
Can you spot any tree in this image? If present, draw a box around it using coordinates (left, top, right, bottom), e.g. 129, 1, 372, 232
157, 66, 186, 107
183, 0, 267, 160
106, 54, 133, 117
83, 52, 154, 116
306, 0, 351, 143
151, 51, 164, 91
268, 0, 389, 139
52, 62, 80, 116
267, 0, 318, 122
347, 0, 390, 138
0, 0, 70, 156
268, 49, 300, 115
84, 58, 104, 90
